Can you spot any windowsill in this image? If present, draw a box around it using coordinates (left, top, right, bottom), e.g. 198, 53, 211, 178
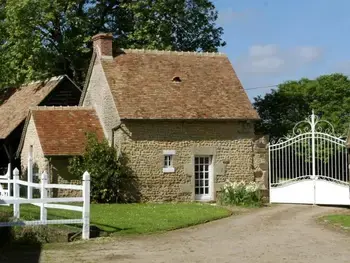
163, 167, 175, 173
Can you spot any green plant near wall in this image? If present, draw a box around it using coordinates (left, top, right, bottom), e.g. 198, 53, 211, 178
68, 133, 140, 203
218, 181, 263, 207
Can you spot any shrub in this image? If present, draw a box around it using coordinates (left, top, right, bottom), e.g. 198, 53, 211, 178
14, 225, 50, 245
0, 214, 65, 247
68, 133, 140, 203
219, 180, 263, 206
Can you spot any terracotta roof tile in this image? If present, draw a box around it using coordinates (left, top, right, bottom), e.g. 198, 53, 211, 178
0, 77, 62, 139
101, 49, 259, 120
31, 107, 104, 156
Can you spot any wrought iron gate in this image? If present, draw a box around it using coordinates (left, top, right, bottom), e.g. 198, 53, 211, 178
269, 112, 350, 205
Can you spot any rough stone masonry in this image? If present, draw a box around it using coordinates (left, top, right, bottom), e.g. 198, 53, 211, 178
116, 120, 269, 202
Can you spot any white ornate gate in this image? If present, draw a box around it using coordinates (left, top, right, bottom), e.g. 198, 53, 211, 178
269, 112, 350, 205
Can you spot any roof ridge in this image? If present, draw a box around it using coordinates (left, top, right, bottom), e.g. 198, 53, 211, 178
120, 48, 226, 57
30, 105, 94, 111
22, 75, 65, 86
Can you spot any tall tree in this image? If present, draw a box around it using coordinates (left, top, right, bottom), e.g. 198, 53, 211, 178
122, 0, 224, 51
254, 73, 350, 140
0, 0, 225, 88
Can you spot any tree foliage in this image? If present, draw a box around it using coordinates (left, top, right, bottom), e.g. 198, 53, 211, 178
0, 0, 224, 88
253, 73, 350, 140
68, 133, 139, 203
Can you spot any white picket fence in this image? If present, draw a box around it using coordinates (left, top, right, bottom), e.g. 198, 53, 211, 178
0, 165, 91, 240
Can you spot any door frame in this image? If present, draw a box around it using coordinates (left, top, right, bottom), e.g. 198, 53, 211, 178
194, 155, 214, 201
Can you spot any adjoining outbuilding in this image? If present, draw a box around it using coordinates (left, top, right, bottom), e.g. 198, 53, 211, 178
17, 106, 103, 195
0, 76, 81, 172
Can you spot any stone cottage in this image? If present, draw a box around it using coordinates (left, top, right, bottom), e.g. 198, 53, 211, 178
19, 33, 267, 202
0, 75, 81, 173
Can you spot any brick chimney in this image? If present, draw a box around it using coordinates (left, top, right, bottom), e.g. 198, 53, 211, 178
92, 33, 113, 59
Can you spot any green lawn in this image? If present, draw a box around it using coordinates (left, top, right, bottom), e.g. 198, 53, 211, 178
0, 203, 231, 235
322, 214, 350, 230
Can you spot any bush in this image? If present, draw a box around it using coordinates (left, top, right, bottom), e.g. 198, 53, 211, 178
68, 133, 140, 203
219, 180, 263, 206
14, 225, 50, 245
0, 213, 69, 248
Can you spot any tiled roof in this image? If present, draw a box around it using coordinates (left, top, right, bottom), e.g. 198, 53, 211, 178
101, 49, 259, 120
30, 107, 104, 156
0, 77, 63, 139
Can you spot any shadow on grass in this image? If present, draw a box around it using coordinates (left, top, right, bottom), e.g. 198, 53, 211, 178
0, 243, 42, 263
40, 213, 133, 236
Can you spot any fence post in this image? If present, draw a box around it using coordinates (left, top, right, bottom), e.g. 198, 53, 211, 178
13, 168, 20, 219
40, 171, 48, 222
82, 171, 90, 240
27, 146, 33, 199
7, 163, 11, 197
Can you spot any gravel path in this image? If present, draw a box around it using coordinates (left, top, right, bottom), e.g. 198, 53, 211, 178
40, 204, 350, 263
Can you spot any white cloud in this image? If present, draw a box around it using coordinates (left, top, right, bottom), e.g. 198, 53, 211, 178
249, 44, 279, 57
237, 44, 323, 75
252, 57, 285, 72
294, 46, 323, 63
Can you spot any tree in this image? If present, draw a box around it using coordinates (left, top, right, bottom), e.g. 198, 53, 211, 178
0, 0, 225, 89
122, 0, 224, 51
253, 73, 350, 141
68, 133, 139, 203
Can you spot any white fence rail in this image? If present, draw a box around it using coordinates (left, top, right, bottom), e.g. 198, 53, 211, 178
0, 166, 91, 239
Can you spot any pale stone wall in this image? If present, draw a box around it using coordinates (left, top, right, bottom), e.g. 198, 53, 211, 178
252, 135, 269, 198
20, 116, 48, 176
82, 59, 119, 142
116, 120, 256, 202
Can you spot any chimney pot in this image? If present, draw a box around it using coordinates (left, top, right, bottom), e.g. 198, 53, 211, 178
92, 33, 113, 58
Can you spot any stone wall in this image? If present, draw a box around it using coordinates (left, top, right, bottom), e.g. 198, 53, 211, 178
55, 176, 82, 197
21, 116, 49, 174
252, 134, 269, 198
116, 120, 257, 202
82, 59, 119, 142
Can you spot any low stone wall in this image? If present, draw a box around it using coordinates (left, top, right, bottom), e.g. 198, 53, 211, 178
48, 177, 82, 198
57, 178, 82, 197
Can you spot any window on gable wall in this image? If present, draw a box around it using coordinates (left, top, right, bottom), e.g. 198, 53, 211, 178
163, 150, 175, 173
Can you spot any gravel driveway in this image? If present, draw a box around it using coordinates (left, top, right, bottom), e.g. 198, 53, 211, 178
40, 204, 350, 263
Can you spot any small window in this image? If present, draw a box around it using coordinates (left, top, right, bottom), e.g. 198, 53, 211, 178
164, 155, 172, 168
163, 150, 175, 173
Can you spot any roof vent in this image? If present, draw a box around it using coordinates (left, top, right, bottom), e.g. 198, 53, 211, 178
172, 76, 182, 83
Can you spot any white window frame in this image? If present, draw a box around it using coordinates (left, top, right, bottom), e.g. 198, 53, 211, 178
163, 150, 176, 173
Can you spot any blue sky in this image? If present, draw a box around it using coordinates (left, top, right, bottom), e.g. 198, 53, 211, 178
214, 0, 350, 101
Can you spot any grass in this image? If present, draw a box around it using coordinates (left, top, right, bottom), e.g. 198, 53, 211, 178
321, 213, 350, 231
0, 203, 232, 236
